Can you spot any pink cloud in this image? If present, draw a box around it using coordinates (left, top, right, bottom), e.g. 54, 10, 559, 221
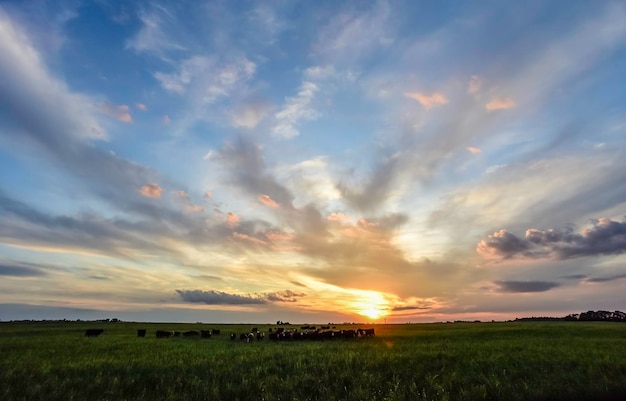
467, 147, 481, 154
358, 218, 378, 228
175, 190, 190, 202
98, 102, 133, 123
327, 212, 351, 222
136, 103, 148, 111
232, 232, 267, 246
204, 191, 213, 199
404, 92, 448, 109
186, 204, 204, 213
139, 183, 163, 198
485, 97, 515, 111
163, 115, 171, 124
226, 212, 240, 227
258, 194, 278, 208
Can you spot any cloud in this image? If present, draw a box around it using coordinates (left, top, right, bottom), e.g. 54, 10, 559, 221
175, 190, 190, 202
230, 101, 270, 129
139, 184, 163, 198
185, 204, 204, 213
98, 103, 132, 123
404, 92, 448, 109
337, 152, 402, 213
495, 281, 561, 293
264, 290, 305, 303
176, 289, 305, 305
258, 194, 278, 208
0, 262, 46, 277
585, 273, 626, 283
163, 115, 171, 124
204, 191, 212, 199
467, 75, 482, 94
176, 289, 266, 305
327, 212, 351, 223
226, 212, 240, 227
154, 55, 256, 100
126, 6, 185, 55
215, 136, 295, 209
485, 97, 515, 111
467, 147, 481, 154
273, 81, 319, 138
312, 1, 392, 64
136, 103, 147, 111
477, 217, 626, 260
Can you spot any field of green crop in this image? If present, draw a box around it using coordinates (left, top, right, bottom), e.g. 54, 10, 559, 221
1, 321, 625, 401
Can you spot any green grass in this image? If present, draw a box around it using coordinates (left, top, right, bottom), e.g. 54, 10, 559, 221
1, 321, 625, 400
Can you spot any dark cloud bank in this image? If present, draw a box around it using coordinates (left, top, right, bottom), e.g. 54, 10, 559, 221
176, 289, 305, 305
478, 217, 626, 260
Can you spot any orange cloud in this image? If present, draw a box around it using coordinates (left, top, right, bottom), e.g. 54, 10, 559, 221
175, 190, 190, 202
467, 147, 481, 154
204, 191, 213, 199
139, 183, 163, 198
98, 103, 132, 123
226, 212, 240, 227
258, 194, 278, 208
185, 204, 204, 213
486, 97, 515, 111
327, 212, 350, 223
136, 103, 147, 111
232, 232, 267, 246
404, 92, 448, 109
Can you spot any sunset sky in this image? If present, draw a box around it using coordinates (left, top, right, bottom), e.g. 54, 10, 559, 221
1, 1, 626, 323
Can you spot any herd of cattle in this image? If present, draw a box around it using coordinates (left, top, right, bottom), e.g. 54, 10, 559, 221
84, 326, 375, 342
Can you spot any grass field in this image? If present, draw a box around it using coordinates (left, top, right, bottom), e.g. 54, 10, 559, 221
1, 321, 625, 401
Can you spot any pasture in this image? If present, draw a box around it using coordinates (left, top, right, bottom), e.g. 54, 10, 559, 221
1, 321, 625, 401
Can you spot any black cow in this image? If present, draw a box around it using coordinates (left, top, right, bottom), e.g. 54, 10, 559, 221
212, 329, 221, 335
183, 330, 199, 337
362, 328, 375, 336
156, 330, 172, 338
85, 329, 104, 337
200, 330, 212, 339
137, 329, 146, 337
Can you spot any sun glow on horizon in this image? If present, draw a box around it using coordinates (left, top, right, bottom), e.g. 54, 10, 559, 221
351, 291, 391, 321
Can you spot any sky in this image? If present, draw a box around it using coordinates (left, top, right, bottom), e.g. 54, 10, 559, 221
1, 0, 626, 324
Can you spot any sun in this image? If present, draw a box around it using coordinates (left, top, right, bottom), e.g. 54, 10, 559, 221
359, 307, 387, 320
351, 291, 390, 321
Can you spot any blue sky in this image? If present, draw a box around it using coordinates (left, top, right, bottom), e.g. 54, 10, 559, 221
1, 0, 625, 323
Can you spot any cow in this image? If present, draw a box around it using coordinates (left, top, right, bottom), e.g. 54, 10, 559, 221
137, 329, 146, 337
362, 328, 375, 337
212, 329, 221, 335
183, 330, 199, 337
256, 331, 265, 341
85, 329, 104, 337
230, 333, 236, 340
200, 330, 212, 339
156, 330, 172, 338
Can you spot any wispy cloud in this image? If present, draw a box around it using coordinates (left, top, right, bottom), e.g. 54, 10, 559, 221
273, 81, 319, 138
404, 92, 448, 109
98, 102, 132, 123
485, 97, 515, 111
